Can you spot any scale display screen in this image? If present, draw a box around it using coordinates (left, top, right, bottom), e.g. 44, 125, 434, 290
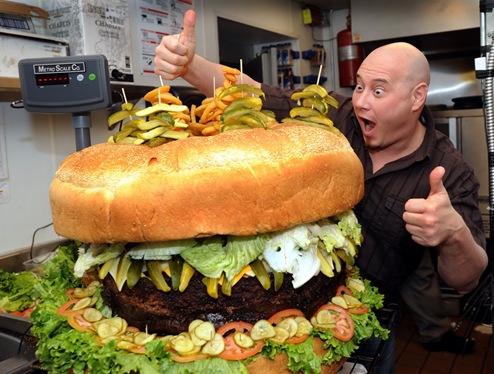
18, 55, 111, 113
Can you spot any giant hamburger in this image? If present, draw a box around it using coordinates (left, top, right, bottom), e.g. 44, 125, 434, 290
34, 81, 388, 373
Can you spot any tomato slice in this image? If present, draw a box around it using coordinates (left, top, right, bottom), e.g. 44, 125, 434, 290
286, 334, 309, 345
216, 321, 254, 336
57, 299, 81, 316
313, 304, 355, 342
21, 307, 35, 318
126, 326, 140, 333
172, 353, 210, 363
347, 305, 369, 315
336, 285, 369, 314
217, 321, 264, 360
8, 307, 34, 318
66, 309, 93, 332
268, 309, 309, 344
267, 308, 305, 325
336, 285, 354, 297
129, 346, 147, 355
66, 288, 77, 299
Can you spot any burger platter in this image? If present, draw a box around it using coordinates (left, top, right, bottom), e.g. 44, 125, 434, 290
1, 66, 389, 373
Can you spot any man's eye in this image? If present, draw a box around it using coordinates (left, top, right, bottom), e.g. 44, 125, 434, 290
375, 88, 383, 95
355, 84, 363, 91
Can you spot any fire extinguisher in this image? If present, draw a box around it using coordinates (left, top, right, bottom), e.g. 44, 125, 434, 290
337, 16, 364, 87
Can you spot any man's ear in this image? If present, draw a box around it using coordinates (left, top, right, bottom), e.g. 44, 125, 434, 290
412, 83, 428, 111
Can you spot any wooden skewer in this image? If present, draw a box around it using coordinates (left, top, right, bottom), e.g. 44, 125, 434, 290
122, 87, 128, 103
316, 65, 323, 86
240, 58, 243, 85
122, 88, 132, 120
159, 76, 164, 104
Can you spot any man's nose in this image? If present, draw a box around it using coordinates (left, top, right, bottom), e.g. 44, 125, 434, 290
353, 91, 370, 110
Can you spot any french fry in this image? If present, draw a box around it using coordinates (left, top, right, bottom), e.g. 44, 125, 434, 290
202, 124, 219, 136
224, 73, 237, 83
157, 92, 183, 106
221, 93, 242, 103
190, 104, 197, 120
221, 65, 241, 75
144, 86, 171, 104
205, 108, 221, 123
199, 100, 217, 124
172, 112, 191, 123
188, 122, 209, 136
214, 96, 228, 110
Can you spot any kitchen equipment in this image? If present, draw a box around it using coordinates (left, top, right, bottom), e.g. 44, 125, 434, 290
0, 30, 68, 79
452, 95, 483, 109
476, 0, 494, 337
17, 55, 112, 151
0, 313, 42, 374
432, 108, 490, 236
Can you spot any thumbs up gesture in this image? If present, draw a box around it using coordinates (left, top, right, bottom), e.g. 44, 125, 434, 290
403, 166, 462, 247
154, 9, 197, 80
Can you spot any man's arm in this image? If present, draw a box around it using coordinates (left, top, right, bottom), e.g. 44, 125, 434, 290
154, 10, 261, 97
403, 166, 488, 293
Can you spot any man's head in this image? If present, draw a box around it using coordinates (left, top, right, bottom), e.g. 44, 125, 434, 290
352, 42, 430, 160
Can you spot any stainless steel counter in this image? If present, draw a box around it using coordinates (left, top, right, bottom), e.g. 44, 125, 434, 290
432, 108, 490, 238
432, 108, 484, 118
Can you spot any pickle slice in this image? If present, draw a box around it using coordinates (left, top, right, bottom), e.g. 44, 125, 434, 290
250, 259, 271, 290
146, 260, 171, 292
126, 261, 143, 289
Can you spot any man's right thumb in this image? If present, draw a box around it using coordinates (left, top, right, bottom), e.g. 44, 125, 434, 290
181, 9, 196, 40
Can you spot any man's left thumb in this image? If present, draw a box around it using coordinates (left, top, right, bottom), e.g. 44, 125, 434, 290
429, 166, 446, 195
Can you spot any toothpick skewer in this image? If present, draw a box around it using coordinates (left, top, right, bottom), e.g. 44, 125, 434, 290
122, 87, 128, 103
213, 76, 216, 97
158, 76, 164, 104
316, 65, 323, 86
240, 58, 244, 97
122, 88, 133, 120
240, 58, 243, 85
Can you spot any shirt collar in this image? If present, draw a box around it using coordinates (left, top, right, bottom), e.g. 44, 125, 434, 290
415, 106, 436, 163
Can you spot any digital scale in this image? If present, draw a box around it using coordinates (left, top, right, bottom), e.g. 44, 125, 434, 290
18, 55, 112, 150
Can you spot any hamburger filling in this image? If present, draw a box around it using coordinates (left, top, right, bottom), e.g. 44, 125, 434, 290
73, 210, 362, 297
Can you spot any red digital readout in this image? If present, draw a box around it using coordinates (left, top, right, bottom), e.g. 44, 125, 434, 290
35, 74, 70, 86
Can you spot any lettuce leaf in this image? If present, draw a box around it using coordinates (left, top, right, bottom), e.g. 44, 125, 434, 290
160, 356, 249, 374
314, 219, 346, 251
262, 337, 323, 374
74, 243, 125, 278
0, 269, 37, 312
352, 277, 385, 310
127, 239, 197, 260
180, 235, 268, 281
335, 211, 363, 246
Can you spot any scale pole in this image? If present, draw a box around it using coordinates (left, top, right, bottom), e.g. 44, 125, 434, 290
479, 0, 494, 332
72, 112, 92, 151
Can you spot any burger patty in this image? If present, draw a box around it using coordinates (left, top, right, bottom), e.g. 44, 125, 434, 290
102, 270, 346, 335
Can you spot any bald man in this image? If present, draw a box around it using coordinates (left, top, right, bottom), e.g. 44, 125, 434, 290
154, 13, 488, 373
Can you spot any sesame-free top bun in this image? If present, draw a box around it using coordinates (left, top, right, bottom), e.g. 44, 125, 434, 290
49, 123, 364, 243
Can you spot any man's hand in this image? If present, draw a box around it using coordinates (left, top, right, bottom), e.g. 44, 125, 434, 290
403, 166, 462, 247
154, 9, 196, 80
